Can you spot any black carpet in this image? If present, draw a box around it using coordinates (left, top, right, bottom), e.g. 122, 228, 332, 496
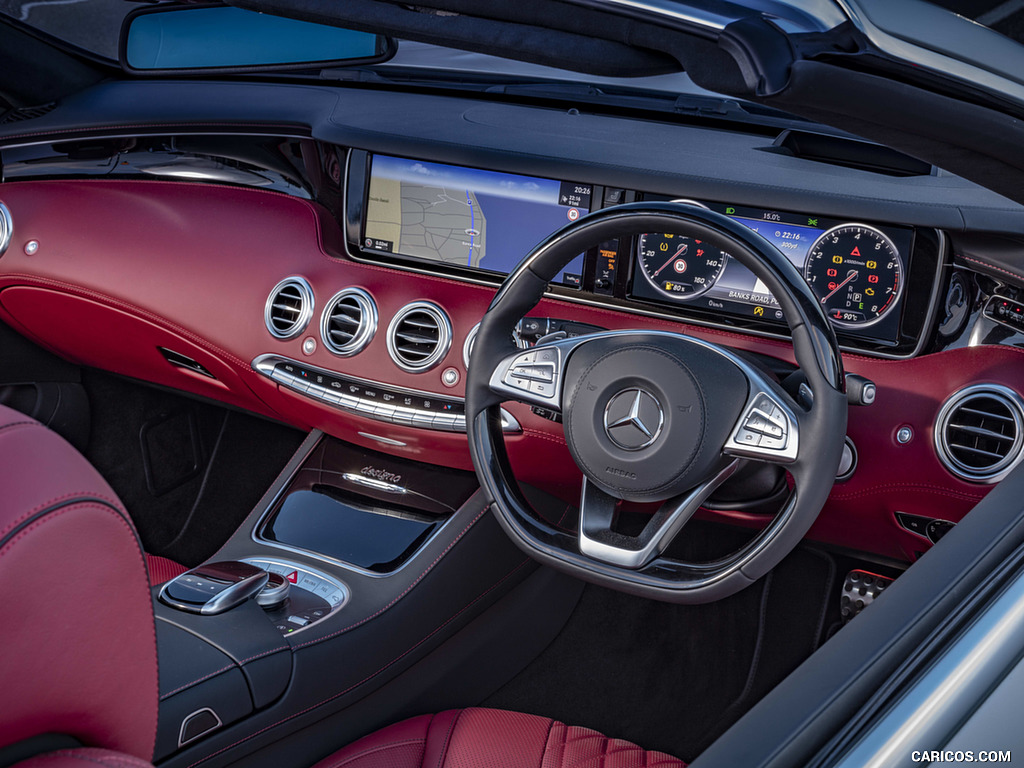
483, 523, 835, 762
83, 370, 304, 566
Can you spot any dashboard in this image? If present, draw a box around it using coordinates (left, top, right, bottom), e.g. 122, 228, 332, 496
4, 80, 1024, 568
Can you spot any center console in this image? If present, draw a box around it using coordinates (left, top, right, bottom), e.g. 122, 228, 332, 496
151, 430, 540, 765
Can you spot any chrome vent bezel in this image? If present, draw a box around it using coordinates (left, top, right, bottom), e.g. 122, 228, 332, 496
463, 321, 528, 369
320, 288, 377, 357
935, 384, 1024, 483
0, 203, 12, 258
264, 277, 314, 340
386, 301, 452, 373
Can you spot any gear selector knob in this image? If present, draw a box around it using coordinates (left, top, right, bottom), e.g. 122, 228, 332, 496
159, 560, 269, 615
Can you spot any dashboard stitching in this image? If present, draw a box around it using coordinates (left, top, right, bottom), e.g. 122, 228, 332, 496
829, 483, 986, 502
184, 558, 531, 768
520, 429, 568, 446
958, 254, 1024, 281
842, 343, 1024, 366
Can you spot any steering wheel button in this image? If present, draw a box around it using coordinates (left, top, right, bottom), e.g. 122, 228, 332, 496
529, 380, 556, 398
746, 413, 770, 433
534, 348, 559, 363
734, 428, 760, 445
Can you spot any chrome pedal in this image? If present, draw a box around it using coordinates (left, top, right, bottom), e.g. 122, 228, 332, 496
841, 569, 894, 624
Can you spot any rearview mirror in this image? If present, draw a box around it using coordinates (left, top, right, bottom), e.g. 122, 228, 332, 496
120, 4, 394, 73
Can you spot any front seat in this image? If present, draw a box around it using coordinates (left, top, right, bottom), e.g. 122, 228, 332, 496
0, 404, 686, 768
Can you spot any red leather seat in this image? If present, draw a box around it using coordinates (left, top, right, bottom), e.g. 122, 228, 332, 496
0, 404, 159, 764
313, 709, 686, 768
0, 404, 684, 768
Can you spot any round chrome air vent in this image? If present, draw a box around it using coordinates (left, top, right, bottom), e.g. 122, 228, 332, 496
0, 203, 12, 257
387, 301, 452, 373
320, 288, 377, 356
264, 277, 314, 340
935, 384, 1024, 483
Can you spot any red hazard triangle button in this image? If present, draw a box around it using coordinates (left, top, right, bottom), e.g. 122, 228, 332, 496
851, 246, 861, 257
286, 570, 299, 584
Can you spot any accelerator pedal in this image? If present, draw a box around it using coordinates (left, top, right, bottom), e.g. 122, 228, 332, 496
841, 569, 894, 624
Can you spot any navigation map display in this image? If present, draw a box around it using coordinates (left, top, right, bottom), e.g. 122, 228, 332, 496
363, 155, 589, 287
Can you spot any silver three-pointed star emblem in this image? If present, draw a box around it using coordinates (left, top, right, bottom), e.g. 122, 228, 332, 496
603, 388, 664, 451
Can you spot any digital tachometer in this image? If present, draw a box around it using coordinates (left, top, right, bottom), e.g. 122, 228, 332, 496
803, 224, 903, 328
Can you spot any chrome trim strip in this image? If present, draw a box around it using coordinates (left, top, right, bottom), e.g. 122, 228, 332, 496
178, 708, 223, 748
356, 432, 407, 447
252, 353, 522, 434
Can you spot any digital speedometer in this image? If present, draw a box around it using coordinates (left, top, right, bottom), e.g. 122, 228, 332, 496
803, 224, 903, 328
636, 233, 728, 300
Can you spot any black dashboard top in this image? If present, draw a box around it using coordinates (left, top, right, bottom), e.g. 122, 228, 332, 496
0, 80, 1021, 235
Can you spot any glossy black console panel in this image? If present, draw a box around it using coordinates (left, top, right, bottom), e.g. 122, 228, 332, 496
263, 489, 439, 572
254, 436, 479, 571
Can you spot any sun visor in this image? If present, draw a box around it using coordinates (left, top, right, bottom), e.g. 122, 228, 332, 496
225, 0, 704, 79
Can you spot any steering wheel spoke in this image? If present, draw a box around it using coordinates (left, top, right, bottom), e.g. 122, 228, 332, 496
578, 460, 743, 569
488, 342, 566, 411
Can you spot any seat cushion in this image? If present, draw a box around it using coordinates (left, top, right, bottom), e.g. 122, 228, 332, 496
312, 709, 686, 768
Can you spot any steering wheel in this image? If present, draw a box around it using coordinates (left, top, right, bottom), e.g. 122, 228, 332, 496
466, 202, 847, 603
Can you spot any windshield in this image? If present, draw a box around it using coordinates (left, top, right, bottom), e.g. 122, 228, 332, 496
3, 0, 1024, 101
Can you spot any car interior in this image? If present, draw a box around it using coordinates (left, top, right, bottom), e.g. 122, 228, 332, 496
4, 1, 1024, 768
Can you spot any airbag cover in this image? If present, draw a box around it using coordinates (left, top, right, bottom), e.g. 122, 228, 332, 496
563, 335, 747, 502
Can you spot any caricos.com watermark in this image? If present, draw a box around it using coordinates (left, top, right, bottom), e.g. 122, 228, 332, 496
912, 751, 1011, 763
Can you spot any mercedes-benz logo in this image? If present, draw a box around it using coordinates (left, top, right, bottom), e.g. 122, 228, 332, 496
603, 388, 664, 451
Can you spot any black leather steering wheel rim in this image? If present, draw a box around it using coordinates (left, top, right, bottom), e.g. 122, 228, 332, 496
467, 202, 848, 603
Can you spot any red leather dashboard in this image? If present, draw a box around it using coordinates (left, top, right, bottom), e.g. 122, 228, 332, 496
0, 179, 1010, 563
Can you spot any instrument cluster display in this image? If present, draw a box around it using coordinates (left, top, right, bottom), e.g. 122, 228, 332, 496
629, 200, 915, 344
